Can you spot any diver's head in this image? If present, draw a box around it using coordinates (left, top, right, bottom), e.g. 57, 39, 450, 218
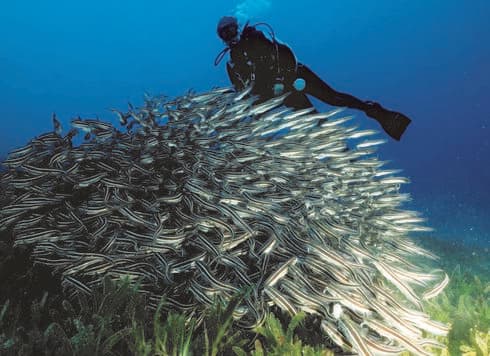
217, 16, 239, 45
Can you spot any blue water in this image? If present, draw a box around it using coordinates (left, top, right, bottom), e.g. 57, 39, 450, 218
1, 0, 489, 247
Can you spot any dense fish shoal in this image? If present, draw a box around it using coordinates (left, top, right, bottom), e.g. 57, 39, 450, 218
0, 87, 449, 355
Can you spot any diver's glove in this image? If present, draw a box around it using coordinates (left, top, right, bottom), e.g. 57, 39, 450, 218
364, 101, 411, 141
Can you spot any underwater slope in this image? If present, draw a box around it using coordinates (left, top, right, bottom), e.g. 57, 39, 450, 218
0, 87, 449, 355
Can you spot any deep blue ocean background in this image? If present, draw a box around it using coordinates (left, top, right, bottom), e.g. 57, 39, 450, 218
1, 0, 489, 248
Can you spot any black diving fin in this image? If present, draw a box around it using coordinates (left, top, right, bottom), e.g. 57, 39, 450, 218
376, 110, 412, 141
365, 102, 411, 141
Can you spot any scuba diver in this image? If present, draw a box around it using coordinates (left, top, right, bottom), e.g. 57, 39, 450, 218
215, 16, 412, 141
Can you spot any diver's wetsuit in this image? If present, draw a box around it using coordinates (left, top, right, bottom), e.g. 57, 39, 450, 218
224, 24, 411, 140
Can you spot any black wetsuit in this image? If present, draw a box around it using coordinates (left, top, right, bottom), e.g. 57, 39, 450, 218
225, 25, 411, 140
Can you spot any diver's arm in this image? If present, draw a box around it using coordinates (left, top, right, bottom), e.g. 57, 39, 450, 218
226, 62, 246, 91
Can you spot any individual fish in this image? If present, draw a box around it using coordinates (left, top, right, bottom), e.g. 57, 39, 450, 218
356, 139, 387, 149
263, 257, 297, 288
52, 113, 62, 135
365, 319, 432, 356
423, 273, 450, 300
373, 260, 423, 309
264, 287, 297, 316
338, 316, 374, 356
111, 109, 131, 126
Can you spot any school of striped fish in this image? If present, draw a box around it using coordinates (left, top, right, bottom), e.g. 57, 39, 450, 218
0, 86, 450, 355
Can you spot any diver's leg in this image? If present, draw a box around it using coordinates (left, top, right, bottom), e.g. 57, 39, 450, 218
297, 63, 368, 110
296, 63, 411, 140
